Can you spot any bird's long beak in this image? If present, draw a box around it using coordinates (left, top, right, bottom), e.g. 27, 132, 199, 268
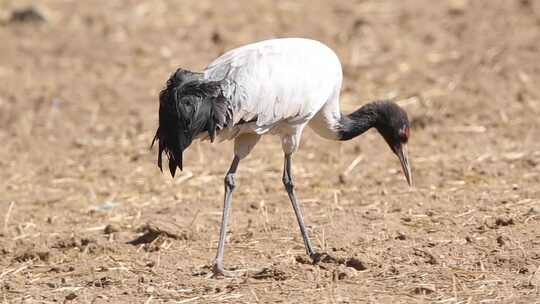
396, 143, 413, 187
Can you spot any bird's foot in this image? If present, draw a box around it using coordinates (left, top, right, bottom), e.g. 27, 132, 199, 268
211, 262, 242, 278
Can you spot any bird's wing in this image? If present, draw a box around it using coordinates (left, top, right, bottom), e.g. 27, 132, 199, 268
203, 40, 334, 129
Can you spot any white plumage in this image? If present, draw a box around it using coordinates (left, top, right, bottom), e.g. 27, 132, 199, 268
203, 38, 344, 148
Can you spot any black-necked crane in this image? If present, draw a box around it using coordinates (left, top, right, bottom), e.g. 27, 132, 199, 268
152, 38, 412, 277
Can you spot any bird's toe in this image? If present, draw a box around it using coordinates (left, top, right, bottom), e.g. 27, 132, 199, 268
211, 263, 241, 278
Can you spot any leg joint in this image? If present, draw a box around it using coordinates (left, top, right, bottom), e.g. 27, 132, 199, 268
282, 174, 294, 191
224, 173, 236, 191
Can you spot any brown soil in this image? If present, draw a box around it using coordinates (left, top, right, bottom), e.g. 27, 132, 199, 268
1, 0, 540, 303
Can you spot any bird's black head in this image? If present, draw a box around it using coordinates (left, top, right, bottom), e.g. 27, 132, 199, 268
373, 101, 412, 186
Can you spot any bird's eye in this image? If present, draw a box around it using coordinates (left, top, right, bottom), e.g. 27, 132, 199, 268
399, 127, 410, 143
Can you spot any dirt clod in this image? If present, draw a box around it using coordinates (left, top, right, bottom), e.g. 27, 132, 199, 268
495, 217, 515, 227
298, 253, 367, 272
412, 286, 435, 295
87, 277, 114, 288
496, 235, 506, 247
345, 257, 367, 271
295, 255, 311, 265
14, 249, 50, 262
333, 270, 348, 281
128, 223, 191, 246
395, 232, 407, 240
8, 6, 47, 24
311, 252, 342, 264
252, 267, 288, 281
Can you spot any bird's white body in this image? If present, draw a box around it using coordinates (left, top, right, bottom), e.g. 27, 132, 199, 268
202, 38, 345, 155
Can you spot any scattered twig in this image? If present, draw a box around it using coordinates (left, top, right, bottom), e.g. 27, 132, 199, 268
3, 201, 15, 233
188, 209, 200, 228
396, 96, 420, 107
455, 209, 476, 218
450, 125, 487, 133
144, 295, 154, 304
176, 296, 200, 304
343, 154, 364, 176
0, 264, 30, 281
528, 265, 540, 287
84, 225, 108, 232
174, 170, 193, 185
52, 287, 83, 293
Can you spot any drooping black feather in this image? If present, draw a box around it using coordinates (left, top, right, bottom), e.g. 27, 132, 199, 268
151, 68, 232, 177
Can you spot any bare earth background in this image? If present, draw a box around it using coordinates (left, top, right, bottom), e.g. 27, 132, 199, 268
1, 0, 540, 303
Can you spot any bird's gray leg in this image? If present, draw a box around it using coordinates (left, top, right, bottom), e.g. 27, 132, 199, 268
282, 153, 316, 258
212, 155, 240, 277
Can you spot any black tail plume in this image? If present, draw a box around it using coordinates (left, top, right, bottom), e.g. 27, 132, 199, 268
152, 68, 232, 177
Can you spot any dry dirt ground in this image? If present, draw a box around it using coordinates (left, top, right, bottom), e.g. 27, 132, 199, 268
1, 0, 540, 303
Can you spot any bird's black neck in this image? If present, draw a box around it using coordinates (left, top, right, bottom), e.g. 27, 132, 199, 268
337, 102, 380, 141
